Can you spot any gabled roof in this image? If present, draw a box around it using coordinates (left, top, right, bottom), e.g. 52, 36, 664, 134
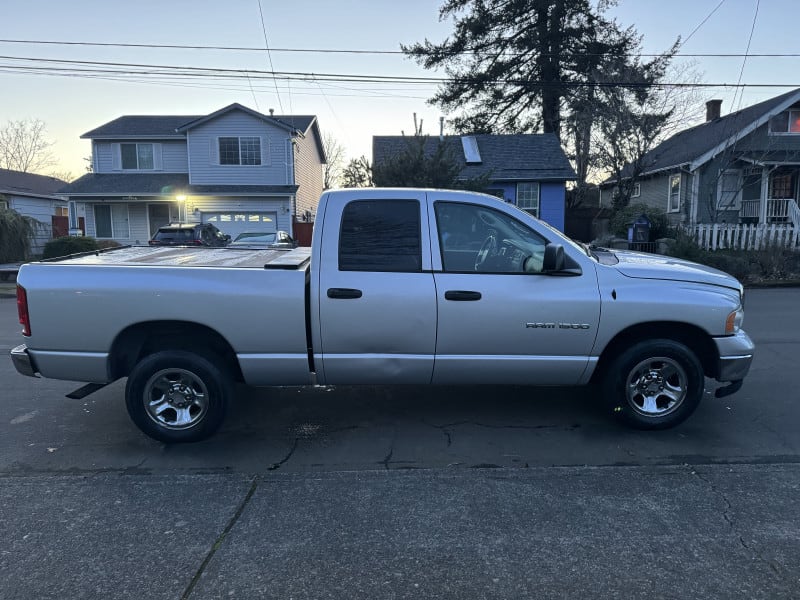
622, 88, 800, 179
81, 116, 199, 139
0, 168, 68, 198
373, 133, 575, 181
175, 103, 316, 136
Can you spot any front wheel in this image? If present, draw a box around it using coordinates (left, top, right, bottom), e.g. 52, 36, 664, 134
603, 339, 704, 430
125, 350, 232, 443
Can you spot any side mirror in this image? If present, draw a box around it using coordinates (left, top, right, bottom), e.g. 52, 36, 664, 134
224, 234, 231, 242
542, 243, 565, 272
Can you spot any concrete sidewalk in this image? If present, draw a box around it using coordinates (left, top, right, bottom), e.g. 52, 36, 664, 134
2, 464, 798, 599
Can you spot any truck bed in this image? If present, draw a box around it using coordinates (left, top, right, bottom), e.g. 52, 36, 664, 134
48, 245, 312, 270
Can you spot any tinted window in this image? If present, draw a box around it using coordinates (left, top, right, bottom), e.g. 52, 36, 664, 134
339, 200, 421, 272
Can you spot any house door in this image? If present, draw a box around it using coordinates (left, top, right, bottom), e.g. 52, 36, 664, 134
148, 204, 175, 237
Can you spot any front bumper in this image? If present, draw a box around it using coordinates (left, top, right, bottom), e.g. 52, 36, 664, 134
714, 330, 754, 382
11, 344, 38, 378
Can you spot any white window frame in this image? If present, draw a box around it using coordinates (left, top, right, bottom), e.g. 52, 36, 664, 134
217, 136, 264, 166
516, 182, 540, 216
0, 197, 7, 210
768, 109, 800, 135
631, 182, 641, 198
93, 204, 130, 239
120, 143, 155, 170
668, 174, 681, 213
716, 169, 742, 210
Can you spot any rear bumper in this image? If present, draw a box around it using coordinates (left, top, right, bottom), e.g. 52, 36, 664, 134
714, 330, 754, 382
11, 344, 38, 378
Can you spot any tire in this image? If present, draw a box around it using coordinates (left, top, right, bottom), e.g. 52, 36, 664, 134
125, 350, 232, 443
602, 339, 704, 430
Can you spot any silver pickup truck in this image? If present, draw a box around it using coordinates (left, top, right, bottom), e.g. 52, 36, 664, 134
12, 188, 754, 442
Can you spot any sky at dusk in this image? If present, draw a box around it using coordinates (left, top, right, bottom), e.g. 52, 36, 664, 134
1, 0, 796, 179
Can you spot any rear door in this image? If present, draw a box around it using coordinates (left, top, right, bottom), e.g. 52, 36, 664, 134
316, 191, 437, 384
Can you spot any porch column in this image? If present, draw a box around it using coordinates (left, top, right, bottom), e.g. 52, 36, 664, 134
759, 166, 769, 224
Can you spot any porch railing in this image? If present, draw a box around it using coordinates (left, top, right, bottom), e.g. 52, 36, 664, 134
686, 223, 799, 251
739, 198, 795, 222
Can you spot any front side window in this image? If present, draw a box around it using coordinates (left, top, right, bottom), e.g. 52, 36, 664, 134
668, 174, 681, 212
339, 200, 421, 272
516, 182, 540, 216
435, 201, 547, 273
219, 136, 262, 165
121, 143, 154, 170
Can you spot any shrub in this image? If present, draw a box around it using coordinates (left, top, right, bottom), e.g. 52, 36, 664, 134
0, 207, 45, 262
609, 204, 670, 240
43, 236, 99, 259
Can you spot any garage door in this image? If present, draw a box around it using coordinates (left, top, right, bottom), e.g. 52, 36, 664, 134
202, 212, 278, 238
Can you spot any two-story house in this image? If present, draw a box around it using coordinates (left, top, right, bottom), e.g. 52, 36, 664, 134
60, 103, 326, 244
599, 89, 800, 231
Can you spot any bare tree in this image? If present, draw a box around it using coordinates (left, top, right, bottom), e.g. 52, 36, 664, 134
322, 133, 346, 189
0, 118, 56, 173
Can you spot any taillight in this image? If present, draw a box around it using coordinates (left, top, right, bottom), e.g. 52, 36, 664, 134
17, 285, 31, 336
193, 240, 203, 245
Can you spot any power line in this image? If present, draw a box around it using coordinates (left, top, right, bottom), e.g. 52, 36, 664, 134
680, 0, 727, 47
0, 38, 799, 59
256, 0, 283, 112
1, 54, 798, 90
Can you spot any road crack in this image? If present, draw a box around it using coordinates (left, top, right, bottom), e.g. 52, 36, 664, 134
267, 438, 299, 471
181, 476, 258, 600
690, 467, 790, 587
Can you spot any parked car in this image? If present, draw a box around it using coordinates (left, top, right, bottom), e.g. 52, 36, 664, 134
148, 223, 230, 247
229, 230, 296, 249
12, 188, 753, 443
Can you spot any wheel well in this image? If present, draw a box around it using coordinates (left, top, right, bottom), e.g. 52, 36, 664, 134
109, 320, 244, 382
591, 322, 719, 383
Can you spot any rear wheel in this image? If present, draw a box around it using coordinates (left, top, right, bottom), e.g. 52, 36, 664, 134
603, 339, 704, 430
125, 350, 231, 443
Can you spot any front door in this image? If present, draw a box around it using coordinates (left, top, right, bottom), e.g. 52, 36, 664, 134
431, 200, 600, 385
317, 193, 437, 384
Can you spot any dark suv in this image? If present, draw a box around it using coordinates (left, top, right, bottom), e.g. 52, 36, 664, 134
148, 223, 230, 247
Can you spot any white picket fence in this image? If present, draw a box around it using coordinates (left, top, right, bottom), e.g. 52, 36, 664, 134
686, 223, 799, 251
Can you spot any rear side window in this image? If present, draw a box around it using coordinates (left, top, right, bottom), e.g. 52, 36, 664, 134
154, 229, 193, 243
339, 200, 421, 272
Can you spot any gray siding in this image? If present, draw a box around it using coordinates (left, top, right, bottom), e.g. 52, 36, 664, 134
94, 141, 188, 173
603, 171, 692, 226
84, 202, 147, 245
293, 129, 324, 220
734, 120, 800, 154
186, 112, 292, 185
7, 194, 67, 254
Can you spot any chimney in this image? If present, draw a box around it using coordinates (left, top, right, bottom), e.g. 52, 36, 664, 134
706, 99, 722, 121
269, 108, 274, 117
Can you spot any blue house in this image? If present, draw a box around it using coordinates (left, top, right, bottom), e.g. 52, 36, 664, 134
372, 133, 575, 231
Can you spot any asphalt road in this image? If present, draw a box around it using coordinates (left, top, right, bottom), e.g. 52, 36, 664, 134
1, 289, 798, 598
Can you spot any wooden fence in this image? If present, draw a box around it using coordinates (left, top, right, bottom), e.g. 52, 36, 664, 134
686, 223, 799, 251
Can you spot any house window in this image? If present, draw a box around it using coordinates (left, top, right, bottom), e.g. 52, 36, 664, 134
218, 136, 262, 165
668, 174, 681, 212
55, 206, 69, 217
516, 182, 540, 216
94, 205, 113, 238
0, 198, 7, 210
717, 170, 742, 210
631, 183, 641, 198
121, 143, 154, 170
339, 200, 421, 272
768, 110, 800, 134
769, 170, 797, 199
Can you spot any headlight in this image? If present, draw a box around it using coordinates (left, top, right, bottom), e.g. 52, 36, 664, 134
725, 305, 744, 334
